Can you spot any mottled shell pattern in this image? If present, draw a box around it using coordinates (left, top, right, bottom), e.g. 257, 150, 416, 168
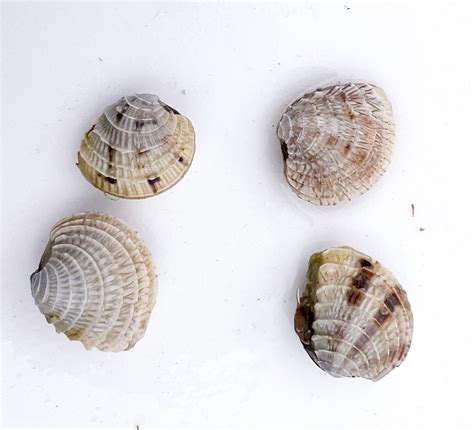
277, 82, 395, 205
78, 93, 195, 199
295, 246, 413, 381
30, 212, 157, 352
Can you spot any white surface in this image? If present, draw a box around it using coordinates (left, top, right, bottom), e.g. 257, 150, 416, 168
1, 1, 473, 428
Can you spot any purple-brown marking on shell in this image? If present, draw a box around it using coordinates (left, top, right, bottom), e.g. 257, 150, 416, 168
277, 82, 395, 205
295, 246, 413, 381
78, 93, 195, 199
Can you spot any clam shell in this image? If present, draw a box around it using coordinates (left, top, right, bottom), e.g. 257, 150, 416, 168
277, 82, 395, 205
30, 212, 157, 351
78, 93, 195, 199
295, 246, 413, 380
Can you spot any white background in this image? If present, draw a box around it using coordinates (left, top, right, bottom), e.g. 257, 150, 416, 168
1, 1, 473, 428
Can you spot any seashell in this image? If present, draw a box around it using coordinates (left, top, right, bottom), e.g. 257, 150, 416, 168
294, 246, 413, 381
78, 93, 195, 199
277, 82, 395, 205
30, 212, 157, 351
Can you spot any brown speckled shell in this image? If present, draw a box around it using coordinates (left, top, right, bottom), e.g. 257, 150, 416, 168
277, 83, 395, 205
78, 93, 195, 199
295, 246, 413, 381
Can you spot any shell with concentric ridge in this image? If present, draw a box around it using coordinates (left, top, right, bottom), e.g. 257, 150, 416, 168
294, 246, 413, 381
277, 82, 395, 205
78, 93, 195, 199
30, 212, 157, 351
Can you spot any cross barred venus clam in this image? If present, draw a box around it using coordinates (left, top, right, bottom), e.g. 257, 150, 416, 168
30, 212, 157, 351
295, 246, 413, 381
78, 93, 195, 199
277, 82, 395, 205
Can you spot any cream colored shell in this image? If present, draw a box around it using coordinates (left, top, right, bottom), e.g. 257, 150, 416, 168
78, 93, 195, 199
30, 212, 157, 351
295, 246, 413, 381
277, 82, 395, 205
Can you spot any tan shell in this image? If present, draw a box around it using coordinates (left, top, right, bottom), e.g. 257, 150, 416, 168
277, 82, 395, 205
295, 246, 413, 381
30, 212, 157, 351
78, 93, 195, 199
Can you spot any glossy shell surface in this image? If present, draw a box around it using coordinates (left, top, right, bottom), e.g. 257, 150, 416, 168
295, 246, 413, 381
78, 93, 195, 199
30, 212, 157, 351
277, 82, 395, 205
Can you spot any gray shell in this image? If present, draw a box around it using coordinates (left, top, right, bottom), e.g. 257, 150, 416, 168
295, 246, 413, 381
78, 93, 195, 199
277, 83, 395, 205
30, 212, 157, 351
